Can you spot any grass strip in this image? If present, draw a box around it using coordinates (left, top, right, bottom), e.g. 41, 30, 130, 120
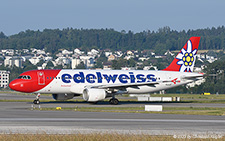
0, 98, 225, 104
0, 133, 224, 141
36, 106, 225, 116
151, 94, 225, 100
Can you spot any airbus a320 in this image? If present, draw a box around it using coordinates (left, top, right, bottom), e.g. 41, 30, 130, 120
9, 37, 203, 105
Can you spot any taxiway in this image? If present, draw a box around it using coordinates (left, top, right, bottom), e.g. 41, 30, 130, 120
0, 93, 224, 136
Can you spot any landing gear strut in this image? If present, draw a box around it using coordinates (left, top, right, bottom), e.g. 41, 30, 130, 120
109, 98, 119, 105
33, 93, 40, 104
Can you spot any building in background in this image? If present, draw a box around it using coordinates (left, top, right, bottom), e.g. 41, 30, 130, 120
4, 56, 23, 68
0, 70, 10, 88
71, 58, 81, 69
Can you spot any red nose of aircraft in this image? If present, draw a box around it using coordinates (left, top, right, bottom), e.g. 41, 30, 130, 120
9, 79, 24, 92
9, 77, 44, 93
9, 79, 35, 93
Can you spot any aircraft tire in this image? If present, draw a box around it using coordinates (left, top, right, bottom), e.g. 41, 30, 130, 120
33, 99, 40, 104
109, 98, 119, 105
112, 99, 119, 105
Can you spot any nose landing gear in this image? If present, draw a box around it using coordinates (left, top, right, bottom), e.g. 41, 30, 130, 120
33, 93, 40, 104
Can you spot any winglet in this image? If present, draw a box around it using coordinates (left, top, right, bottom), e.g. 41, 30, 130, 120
163, 37, 201, 72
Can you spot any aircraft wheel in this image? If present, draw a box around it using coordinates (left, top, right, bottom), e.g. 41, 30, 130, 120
109, 98, 119, 105
112, 99, 119, 105
33, 99, 40, 104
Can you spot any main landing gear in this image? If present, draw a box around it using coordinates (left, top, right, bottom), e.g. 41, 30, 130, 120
33, 93, 40, 104
109, 98, 119, 105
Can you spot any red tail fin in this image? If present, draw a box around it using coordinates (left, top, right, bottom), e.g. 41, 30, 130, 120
163, 37, 201, 72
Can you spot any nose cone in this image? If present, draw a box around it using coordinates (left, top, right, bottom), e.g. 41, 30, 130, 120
9, 79, 35, 93
9, 79, 22, 91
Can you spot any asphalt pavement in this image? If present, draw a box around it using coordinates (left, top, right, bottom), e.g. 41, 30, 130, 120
0, 93, 224, 136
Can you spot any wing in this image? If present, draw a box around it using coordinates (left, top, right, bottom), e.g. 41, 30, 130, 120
181, 73, 204, 79
89, 81, 160, 89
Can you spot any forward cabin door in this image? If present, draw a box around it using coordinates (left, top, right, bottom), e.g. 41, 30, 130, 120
37, 71, 45, 85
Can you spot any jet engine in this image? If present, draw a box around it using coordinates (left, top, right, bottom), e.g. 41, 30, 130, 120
83, 88, 106, 102
52, 94, 79, 100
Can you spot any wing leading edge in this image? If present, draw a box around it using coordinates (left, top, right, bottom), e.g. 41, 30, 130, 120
89, 81, 160, 89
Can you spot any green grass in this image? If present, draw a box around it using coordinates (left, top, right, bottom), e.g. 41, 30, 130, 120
151, 94, 225, 100
0, 99, 84, 103
36, 106, 225, 116
0, 90, 53, 96
1, 90, 225, 100
0, 133, 223, 141
1, 91, 225, 115
0, 97, 224, 104
162, 107, 225, 116
1, 98, 224, 103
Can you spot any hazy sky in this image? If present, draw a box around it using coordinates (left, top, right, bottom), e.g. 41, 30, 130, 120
0, 0, 224, 35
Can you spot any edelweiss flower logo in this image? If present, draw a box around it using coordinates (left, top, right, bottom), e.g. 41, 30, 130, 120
176, 40, 197, 72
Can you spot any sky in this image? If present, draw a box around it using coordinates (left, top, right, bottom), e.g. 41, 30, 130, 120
0, 0, 225, 36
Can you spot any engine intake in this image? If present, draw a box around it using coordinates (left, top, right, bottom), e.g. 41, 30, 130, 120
83, 88, 106, 102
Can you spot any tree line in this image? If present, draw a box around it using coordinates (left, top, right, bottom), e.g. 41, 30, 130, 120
1, 26, 225, 93
0, 26, 225, 54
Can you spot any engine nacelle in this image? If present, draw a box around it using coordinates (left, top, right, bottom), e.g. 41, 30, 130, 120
52, 94, 78, 100
83, 88, 106, 102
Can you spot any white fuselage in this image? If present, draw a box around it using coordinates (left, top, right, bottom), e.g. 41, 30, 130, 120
35, 69, 201, 94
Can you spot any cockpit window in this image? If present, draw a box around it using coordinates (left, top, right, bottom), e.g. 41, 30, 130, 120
18, 76, 23, 79
18, 75, 31, 80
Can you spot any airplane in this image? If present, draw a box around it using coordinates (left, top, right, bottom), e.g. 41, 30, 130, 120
9, 37, 203, 105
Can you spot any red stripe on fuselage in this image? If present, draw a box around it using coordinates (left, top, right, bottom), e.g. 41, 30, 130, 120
9, 69, 61, 93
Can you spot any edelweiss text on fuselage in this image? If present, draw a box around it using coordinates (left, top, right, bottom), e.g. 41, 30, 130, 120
61, 72, 156, 84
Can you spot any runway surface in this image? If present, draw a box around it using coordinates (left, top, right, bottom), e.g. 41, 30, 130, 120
1, 92, 225, 108
0, 93, 225, 136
